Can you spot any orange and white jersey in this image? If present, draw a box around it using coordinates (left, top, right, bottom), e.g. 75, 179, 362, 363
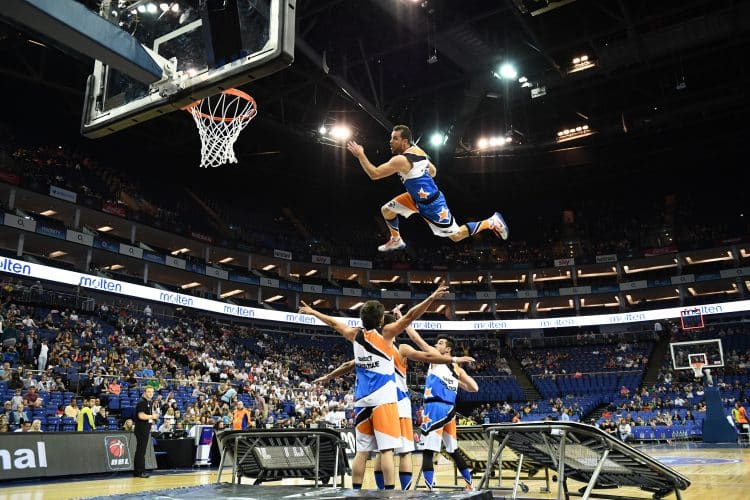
393, 346, 411, 418
353, 328, 397, 408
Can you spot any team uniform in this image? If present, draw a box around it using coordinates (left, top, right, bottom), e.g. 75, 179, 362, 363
385, 145, 460, 237
353, 328, 401, 452
392, 346, 415, 454
419, 362, 462, 452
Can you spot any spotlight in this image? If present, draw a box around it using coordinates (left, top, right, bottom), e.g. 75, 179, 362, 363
518, 76, 528, 83
171, 3, 180, 12
430, 133, 445, 147
478, 138, 489, 149
499, 62, 518, 80
318, 125, 328, 135
330, 125, 352, 141
137, 5, 146, 13
159, 3, 169, 11
146, 3, 158, 14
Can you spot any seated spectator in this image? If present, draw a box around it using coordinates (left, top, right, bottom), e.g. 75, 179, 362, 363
30, 419, 43, 432
14, 421, 32, 433
9, 404, 29, 428
617, 419, 632, 441
94, 407, 108, 429
64, 399, 80, 420
23, 386, 42, 408
123, 419, 135, 432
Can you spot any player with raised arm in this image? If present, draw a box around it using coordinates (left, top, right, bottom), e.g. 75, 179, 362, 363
314, 310, 474, 490
347, 125, 509, 251
298, 284, 448, 490
419, 335, 479, 491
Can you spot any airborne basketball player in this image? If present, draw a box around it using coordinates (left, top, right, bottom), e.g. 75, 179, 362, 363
346, 125, 509, 251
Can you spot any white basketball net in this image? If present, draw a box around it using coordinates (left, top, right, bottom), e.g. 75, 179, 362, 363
186, 89, 257, 168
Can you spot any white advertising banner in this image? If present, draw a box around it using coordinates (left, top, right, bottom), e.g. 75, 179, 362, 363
4, 214, 36, 232
119, 243, 144, 259
0, 256, 747, 331
165, 256, 187, 270
273, 249, 292, 260
206, 266, 229, 280
66, 229, 94, 247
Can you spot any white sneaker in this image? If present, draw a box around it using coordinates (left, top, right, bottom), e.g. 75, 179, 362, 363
489, 212, 509, 240
378, 237, 406, 252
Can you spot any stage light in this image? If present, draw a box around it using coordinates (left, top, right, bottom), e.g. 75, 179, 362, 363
330, 125, 352, 141
499, 62, 518, 80
478, 138, 489, 149
430, 133, 445, 146
146, 3, 158, 14
159, 3, 169, 11
171, 3, 180, 12
518, 76, 528, 83
318, 125, 327, 135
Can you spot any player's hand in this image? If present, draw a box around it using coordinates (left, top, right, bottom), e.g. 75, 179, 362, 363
346, 141, 364, 158
312, 375, 328, 384
298, 301, 315, 315
429, 284, 449, 300
392, 305, 403, 319
455, 356, 476, 364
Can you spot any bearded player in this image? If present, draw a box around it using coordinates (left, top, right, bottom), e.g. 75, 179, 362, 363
347, 125, 509, 251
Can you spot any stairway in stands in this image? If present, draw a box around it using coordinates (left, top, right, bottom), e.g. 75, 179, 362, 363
507, 350, 542, 401
640, 330, 672, 389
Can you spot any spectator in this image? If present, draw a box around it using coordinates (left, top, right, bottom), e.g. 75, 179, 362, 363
144, 305, 152, 318
232, 401, 252, 430
14, 421, 32, 433
77, 398, 96, 432
123, 419, 135, 432
617, 419, 632, 441
37, 339, 49, 372
64, 399, 80, 420
30, 419, 43, 432
95, 407, 108, 429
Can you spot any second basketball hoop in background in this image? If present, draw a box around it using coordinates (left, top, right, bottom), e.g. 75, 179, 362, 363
184, 88, 257, 168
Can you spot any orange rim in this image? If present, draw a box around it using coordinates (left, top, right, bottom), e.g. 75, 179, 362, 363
183, 88, 257, 123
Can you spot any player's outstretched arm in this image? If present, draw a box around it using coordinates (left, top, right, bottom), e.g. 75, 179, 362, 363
298, 301, 358, 341
314, 360, 355, 384
392, 306, 440, 355
457, 367, 479, 393
382, 284, 449, 341
347, 141, 409, 180
399, 344, 474, 365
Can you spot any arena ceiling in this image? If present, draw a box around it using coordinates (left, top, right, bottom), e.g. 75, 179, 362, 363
0, 0, 748, 199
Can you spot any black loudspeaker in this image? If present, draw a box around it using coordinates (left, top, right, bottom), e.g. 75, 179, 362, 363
199, 0, 244, 68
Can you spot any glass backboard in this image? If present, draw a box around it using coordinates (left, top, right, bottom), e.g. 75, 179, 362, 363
81, 0, 294, 138
670, 339, 724, 370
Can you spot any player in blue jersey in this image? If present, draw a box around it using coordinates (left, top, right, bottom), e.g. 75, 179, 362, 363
347, 124, 509, 251
419, 335, 478, 491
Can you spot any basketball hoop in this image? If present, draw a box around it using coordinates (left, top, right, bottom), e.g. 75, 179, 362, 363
690, 361, 704, 378
183, 88, 257, 168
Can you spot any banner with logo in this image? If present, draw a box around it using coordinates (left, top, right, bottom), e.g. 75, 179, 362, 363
35, 221, 66, 240
49, 185, 77, 203
0, 432, 155, 480
349, 259, 373, 269
554, 258, 575, 267
143, 251, 166, 265
0, 255, 748, 331
190, 231, 214, 244
273, 249, 292, 260
119, 243, 144, 259
165, 255, 187, 270
93, 237, 119, 253
595, 254, 618, 263
102, 201, 127, 217
206, 266, 229, 280
312, 255, 331, 265
3, 213, 36, 232
66, 229, 94, 247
